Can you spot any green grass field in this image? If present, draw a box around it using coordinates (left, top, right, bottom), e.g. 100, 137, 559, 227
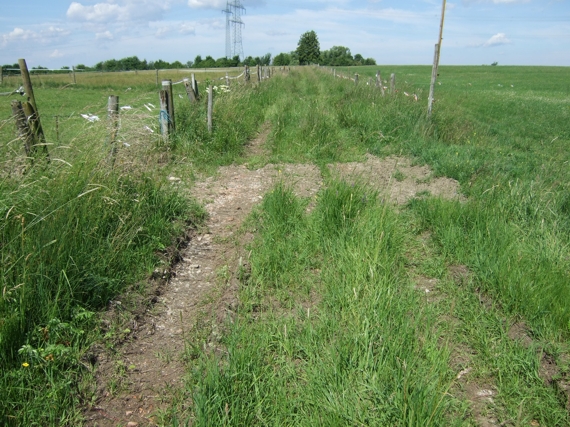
1, 65, 570, 425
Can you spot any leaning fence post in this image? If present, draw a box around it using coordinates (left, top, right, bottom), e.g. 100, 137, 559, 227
107, 95, 119, 160
162, 80, 175, 131
390, 73, 396, 94
191, 73, 199, 99
11, 100, 35, 158
207, 85, 213, 133
183, 78, 197, 103
18, 58, 49, 160
159, 89, 169, 139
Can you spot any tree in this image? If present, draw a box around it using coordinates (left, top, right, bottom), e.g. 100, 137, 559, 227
273, 52, 291, 66
320, 46, 353, 66
260, 53, 271, 66
296, 30, 320, 65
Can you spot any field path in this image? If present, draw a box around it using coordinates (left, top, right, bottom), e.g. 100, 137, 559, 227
85, 127, 463, 426
84, 128, 323, 426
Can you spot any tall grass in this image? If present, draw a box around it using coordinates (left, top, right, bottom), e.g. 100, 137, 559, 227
308, 66, 570, 337
0, 66, 290, 425
188, 181, 458, 426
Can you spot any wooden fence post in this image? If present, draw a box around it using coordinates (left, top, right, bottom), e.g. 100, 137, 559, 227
11, 100, 35, 158
71, 66, 76, 84
159, 89, 169, 139
191, 73, 199, 99
207, 85, 213, 133
183, 78, 197, 103
162, 79, 175, 131
376, 71, 385, 96
257, 65, 261, 83
54, 115, 59, 143
226, 72, 229, 87
427, 43, 440, 118
355, 73, 359, 85
244, 65, 250, 83
390, 73, 396, 94
0, 67, 3, 85
107, 95, 119, 160
18, 58, 49, 161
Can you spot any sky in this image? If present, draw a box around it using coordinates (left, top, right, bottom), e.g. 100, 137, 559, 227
1, 0, 569, 68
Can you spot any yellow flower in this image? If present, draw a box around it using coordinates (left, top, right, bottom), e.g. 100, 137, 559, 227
22, 362, 29, 368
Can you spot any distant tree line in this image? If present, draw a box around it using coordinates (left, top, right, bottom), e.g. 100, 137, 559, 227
1, 31, 375, 75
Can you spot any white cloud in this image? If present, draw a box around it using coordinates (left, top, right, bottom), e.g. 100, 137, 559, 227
1, 26, 70, 48
50, 49, 64, 58
188, 0, 226, 9
153, 22, 196, 38
483, 32, 511, 46
179, 23, 196, 35
67, 0, 170, 23
463, 0, 530, 4
96, 31, 114, 40
188, 0, 265, 8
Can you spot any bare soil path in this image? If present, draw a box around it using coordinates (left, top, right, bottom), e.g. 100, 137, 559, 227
85, 129, 463, 426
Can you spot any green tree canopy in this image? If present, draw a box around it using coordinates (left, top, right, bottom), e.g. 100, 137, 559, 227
273, 52, 291, 66
296, 30, 320, 65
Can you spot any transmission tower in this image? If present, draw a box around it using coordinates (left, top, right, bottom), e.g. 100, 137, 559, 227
222, 0, 245, 60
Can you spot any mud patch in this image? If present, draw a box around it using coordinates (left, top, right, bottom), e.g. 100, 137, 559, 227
328, 154, 465, 204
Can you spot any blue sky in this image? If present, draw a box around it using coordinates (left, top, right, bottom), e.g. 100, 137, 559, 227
1, 0, 569, 68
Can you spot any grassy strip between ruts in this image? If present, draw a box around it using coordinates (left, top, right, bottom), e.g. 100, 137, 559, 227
188, 181, 458, 426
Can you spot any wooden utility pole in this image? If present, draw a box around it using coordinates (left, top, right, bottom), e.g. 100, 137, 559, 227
428, 0, 447, 118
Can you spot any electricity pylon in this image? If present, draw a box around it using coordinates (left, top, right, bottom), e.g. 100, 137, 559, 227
222, 0, 245, 60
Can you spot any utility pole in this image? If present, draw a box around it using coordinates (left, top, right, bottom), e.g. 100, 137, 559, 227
427, 0, 447, 118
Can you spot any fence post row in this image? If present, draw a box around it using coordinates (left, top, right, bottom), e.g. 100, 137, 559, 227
18, 58, 49, 161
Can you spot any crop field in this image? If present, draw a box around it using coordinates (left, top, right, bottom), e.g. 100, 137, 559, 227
1, 65, 570, 426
